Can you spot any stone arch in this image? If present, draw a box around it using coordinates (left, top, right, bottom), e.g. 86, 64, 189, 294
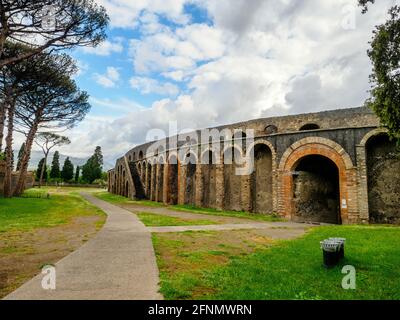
279, 137, 354, 171
264, 125, 278, 135
248, 142, 274, 213
201, 150, 217, 208
364, 130, 400, 224
245, 140, 277, 212
146, 161, 153, 199
279, 137, 355, 224
182, 151, 198, 165
359, 128, 388, 146
223, 146, 243, 211
139, 150, 144, 160
157, 155, 165, 202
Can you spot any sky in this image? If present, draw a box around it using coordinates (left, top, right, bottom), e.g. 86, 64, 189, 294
25, 0, 397, 165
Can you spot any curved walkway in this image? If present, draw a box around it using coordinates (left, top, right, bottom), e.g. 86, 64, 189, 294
4, 193, 162, 300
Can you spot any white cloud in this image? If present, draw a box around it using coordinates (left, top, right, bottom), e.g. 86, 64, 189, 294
68, 0, 395, 163
82, 38, 123, 56
95, 0, 189, 28
93, 67, 121, 88
130, 77, 179, 96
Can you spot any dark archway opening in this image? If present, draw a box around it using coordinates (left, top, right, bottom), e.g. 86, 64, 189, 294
158, 163, 164, 202
299, 123, 320, 131
151, 163, 157, 201
168, 155, 179, 205
293, 155, 340, 224
202, 151, 216, 208
185, 162, 196, 206
147, 164, 152, 199
251, 144, 273, 213
125, 181, 129, 198
366, 134, 400, 224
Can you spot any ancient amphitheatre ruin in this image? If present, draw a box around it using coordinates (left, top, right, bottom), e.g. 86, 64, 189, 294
107, 106, 400, 225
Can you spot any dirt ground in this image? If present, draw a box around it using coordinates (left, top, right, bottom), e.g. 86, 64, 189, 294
0, 215, 104, 298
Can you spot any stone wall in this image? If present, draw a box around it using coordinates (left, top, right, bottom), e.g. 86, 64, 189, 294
0, 160, 35, 195
107, 107, 400, 225
366, 134, 400, 224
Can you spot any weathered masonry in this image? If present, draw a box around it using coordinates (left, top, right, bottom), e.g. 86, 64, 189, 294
108, 107, 400, 225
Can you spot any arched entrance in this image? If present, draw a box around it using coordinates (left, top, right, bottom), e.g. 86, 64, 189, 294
151, 161, 157, 201
167, 155, 179, 205
366, 133, 400, 224
184, 153, 197, 206
125, 181, 129, 198
250, 144, 273, 213
201, 150, 217, 208
146, 163, 152, 199
279, 137, 354, 224
157, 161, 164, 202
292, 155, 340, 224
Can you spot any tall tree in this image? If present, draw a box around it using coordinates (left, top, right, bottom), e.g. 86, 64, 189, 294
16, 142, 25, 171
359, 2, 400, 144
359, 0, 375, 13
74, 165, 80, 183
35, 132, 70, 187
81, 146, 103, 184
61, 157, 74, 182
0, 0, 109, 68
36, 158, 47, 182
0, 43, 36, 196
12, 51, 90, 195
50, 151, 61, 180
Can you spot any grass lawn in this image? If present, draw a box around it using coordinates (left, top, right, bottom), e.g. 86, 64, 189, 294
153, 225, 400, 300
95, 191, 281, 222
0, 187, 105, 232
170, 204, 282, 222
137, 212, 218, 227
0, 187, 106, 298
95, 191, 164, 207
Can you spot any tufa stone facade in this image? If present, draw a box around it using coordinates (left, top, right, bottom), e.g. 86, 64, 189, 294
107, 107, 400, 225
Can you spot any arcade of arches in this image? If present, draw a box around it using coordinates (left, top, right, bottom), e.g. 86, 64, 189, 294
108, 130, 400, 225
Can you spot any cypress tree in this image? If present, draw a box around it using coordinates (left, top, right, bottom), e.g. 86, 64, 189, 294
61, 157, 74, 182
49, 151, 61, 180
16, 143, 25, 171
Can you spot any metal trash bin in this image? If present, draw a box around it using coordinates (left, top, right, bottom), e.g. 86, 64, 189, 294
328, 238, 346, 260
320, 239, 341, 268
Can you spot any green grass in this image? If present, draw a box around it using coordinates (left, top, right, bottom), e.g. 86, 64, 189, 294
95, 192, 164, 207
0, 187, 105, 233
170, 204, 282, 222
95, 191, 281, 222
137, 212, 217, 227
155, 225, 400, 300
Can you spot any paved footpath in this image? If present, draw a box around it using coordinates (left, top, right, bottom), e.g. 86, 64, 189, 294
4, 193, 162, 300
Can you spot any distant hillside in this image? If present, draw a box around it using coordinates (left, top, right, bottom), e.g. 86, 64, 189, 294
13, 150, 114, 171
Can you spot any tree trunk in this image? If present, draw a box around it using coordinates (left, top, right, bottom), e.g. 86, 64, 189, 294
13, 121, 39, 196
38, 152, 49, 188
0, 101, 6, 153
3, 103, 14, 197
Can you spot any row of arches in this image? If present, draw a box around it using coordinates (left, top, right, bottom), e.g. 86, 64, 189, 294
111, 130, 400, 225
132, 144, 275, 214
